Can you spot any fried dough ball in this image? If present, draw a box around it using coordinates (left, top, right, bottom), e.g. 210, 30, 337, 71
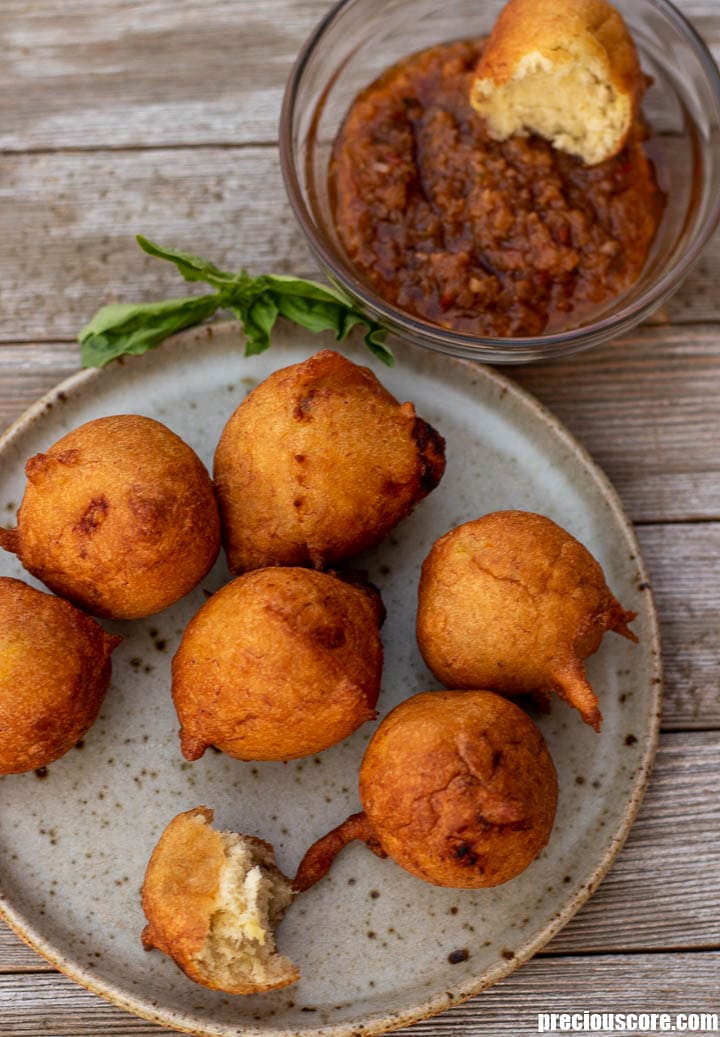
417, 511, 638, 731
0, 415, 220, 620
0, 577, 120, 774
172, 567, 384, 762
470, 0, 644, 165
213, 350, 446, 572
141, 807, 299, 994
294, 690, 558, 890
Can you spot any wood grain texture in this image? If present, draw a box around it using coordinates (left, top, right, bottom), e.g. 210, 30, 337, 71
0, 146, 718, 343
0, 0, 331, 152
637, 525, 720, 729
0, 344, 78, 431
0, 0, 717, 152
511, 328, 720, 525
0, 146, 314, 343
0, 953, 718, 1036
546, 732, 720, 953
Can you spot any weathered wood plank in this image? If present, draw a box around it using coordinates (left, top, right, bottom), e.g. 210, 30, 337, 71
0, 0, 717, 152
0, 345, 78, 431
512, 328, 720, 525
0, 953, 717, 1036
0, 927, 52, 973
637, 525, 720, 729
547, 732, 720, 952
0, 0, 332, 152
0, 147, 315, 343
2, 733, 717, 975
0, 147, 718, 344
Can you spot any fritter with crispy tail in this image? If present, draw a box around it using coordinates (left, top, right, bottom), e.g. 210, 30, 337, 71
172, 567, 384, 762
213, 350, 446, 572
416, 511, 637, 730
294, 690, 558, 891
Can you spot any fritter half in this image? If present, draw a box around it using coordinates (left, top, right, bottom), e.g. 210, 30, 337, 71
142, 807, 299, 994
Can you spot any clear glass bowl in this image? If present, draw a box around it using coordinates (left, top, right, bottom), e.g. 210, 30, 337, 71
280, 0, 720, 363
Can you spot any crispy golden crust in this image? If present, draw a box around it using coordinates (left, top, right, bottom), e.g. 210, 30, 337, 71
293, 812, 385, 893
471, 0, 645, 162
213, 350, 446, 573
172, 567, 383, 761
476, 0, 642, 95
0, 577, 120, 774
1, 415, 220, 620
359, 691, 558, 888
141, 807, 299, 995
416, 511, 637, 731
141, 808, 222, 968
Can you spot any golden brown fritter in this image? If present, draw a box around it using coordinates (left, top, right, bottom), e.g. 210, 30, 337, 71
294, 690, 558, 890
172, 567, 384, 762
0, 415, 220, 620
416, 510, 637, 731
141, 807, 299, 994
0, 576, 120, 774
470, 0, 645, 165
213, 350, 446, 573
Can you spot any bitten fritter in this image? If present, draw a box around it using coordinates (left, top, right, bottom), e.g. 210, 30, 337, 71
0, 577, 120, 774
141, 807, 299, 994
416, 510, 637, 730
470, 0, 645, 165
172, 567, 384, 762
294, 690, 558, 890
0, 415, 220, 620
213, 350, 446, 572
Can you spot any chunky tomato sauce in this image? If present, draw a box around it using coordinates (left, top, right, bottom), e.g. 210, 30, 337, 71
330, 40, 665, 337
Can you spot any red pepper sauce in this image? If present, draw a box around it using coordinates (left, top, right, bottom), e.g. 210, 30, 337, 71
330, 40, 665, 337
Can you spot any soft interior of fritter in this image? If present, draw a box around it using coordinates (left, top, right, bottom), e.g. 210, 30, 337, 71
474, 51, 628, 165
195, 833, 295, 987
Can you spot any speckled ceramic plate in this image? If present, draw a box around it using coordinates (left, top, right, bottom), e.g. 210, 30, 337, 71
0, 324, 661, 1037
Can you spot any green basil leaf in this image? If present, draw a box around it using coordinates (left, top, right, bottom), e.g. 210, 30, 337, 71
137, 235, 241, 289
242, 295, 280, 356
364, 326, 394, 366
79, 294, 220, 367
275, 294, 349, 335
262, 274, 356, 305
79, 238, 394, 368
274, 294, 389, 362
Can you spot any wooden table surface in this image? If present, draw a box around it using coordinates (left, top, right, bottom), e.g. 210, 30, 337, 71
1, 1, 719, 1034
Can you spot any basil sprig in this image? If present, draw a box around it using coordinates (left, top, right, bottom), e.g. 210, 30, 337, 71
78, 236, 393, 368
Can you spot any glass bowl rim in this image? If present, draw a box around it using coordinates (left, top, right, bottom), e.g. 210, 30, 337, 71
279, 0, 720, 353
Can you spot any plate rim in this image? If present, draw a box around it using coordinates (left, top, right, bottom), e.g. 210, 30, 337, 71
0, 323, 663, 1037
